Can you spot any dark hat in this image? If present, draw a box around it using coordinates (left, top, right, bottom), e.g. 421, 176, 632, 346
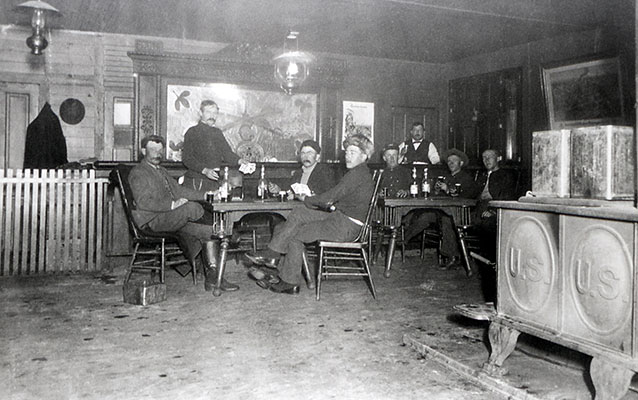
300, 139, 321, 154
443, 148, 469, 166
382, 143, 399, 154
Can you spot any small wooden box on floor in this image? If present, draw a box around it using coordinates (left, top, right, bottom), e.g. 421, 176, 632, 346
123, 280, 166, 305
532, 129, 571, 197
570, 125, 634, 200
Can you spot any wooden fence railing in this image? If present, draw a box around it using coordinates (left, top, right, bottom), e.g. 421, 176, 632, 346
0, 169, 109, 276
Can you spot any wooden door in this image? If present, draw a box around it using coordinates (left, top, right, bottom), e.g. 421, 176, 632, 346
0, 82, 40, 168
449, 68, 522, 165
391, 106, 438, 145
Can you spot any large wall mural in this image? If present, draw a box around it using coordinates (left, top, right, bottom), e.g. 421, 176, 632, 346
166, 83, 317, 162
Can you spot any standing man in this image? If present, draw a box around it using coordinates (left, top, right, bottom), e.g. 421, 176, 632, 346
246, 134, 375, 295
128, 135, 239, 292
379, 143, 411, 198
399, 122, 440, 164
268, 139, 336, 199
182, 100, 250, 192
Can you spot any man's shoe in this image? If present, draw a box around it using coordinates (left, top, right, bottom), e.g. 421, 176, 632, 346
204, 265, 240, 292
245, 252, 279, 268
269, 280, 300, 295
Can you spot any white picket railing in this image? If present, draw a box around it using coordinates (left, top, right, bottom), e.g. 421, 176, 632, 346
0, 169, 109, 276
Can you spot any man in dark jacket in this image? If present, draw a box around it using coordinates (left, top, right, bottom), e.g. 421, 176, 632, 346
268, 139, 336, 198
379, 143, 411, 198
246, 134, 375, 295
404, 149, 480, 269
128, 135, 238, 292
181, 100, 250, 191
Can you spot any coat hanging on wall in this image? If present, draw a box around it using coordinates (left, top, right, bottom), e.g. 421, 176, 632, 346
23, 102, 68, 169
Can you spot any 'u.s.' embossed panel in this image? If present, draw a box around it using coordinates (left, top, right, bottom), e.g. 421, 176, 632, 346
562, 216, 633, 354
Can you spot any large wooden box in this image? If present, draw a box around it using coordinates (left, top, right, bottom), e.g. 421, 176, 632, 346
570, 125, 634, 200
532, 129, 571, 197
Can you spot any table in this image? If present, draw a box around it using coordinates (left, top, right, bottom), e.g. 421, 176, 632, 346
380, 197, 477, 277
204, 199, 301, 296
486, 199, 638, 399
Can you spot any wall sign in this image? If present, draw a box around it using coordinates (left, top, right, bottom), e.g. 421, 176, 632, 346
342, 101, 374, 148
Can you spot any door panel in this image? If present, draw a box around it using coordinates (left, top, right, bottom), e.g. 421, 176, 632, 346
391, 106, 438, 145
0, 82, 40, 169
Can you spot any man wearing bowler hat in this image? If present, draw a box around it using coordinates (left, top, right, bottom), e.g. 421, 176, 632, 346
404, 148, 480, 269
268, 139, 336, 199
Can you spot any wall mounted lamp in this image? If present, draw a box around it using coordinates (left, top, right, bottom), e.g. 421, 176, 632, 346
16, 0, 61, 55
273, 31, 313, 95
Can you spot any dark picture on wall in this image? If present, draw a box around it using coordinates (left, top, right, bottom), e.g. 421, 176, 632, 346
542, 56, 624, 129
166, 83, 317, 162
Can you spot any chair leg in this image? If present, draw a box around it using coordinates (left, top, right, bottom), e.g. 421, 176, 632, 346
251, 230, 257, 252
160, 239, 166, 283
191, 255, 198, 285
125, 243, 140, 283
457, 228, 473, 277
420, 230, 426, 260
316, 246, 324, 301
361, 249, 377, 299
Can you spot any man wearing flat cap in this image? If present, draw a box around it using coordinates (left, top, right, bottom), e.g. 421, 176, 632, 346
268, 139, 336, 199
404, 148, 480, 269
247, 134, 375, 295
380, 143, 411, 198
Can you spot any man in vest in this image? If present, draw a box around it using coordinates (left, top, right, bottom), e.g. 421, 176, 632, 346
399, 122, 440, 164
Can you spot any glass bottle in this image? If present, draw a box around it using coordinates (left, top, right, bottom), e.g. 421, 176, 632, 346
257, 164, 268, 201
219, 166, 230, 202
421, 167, 430, 198
409, 167, 419, 198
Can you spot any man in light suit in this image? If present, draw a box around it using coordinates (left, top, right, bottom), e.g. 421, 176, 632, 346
128, 135, 238, 292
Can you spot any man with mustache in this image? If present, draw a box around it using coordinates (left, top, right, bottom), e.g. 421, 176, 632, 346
182, 100, 250, 192
128, 135, 239, 292
268, 139, 336, 199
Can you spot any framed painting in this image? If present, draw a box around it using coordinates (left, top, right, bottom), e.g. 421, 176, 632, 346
342, 101, 374, 148
542, 55, 625, 129
165, 83, 317, 162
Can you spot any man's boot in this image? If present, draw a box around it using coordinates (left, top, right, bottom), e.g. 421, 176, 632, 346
203, 240, 239, 292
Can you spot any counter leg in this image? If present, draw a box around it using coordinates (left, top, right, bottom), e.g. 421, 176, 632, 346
384, 226, 397, 278
590, 357, 633, 400
482, 322, 520, 376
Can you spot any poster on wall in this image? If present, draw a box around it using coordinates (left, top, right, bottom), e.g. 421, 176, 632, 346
166, 83, 317, 162
342, 101, 374, 147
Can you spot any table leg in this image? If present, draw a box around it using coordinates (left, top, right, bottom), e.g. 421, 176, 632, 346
590, 356, 633, 400
384, 226, 397, 278
213, 237, 229, 297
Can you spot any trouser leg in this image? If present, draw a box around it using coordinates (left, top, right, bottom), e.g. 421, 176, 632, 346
268, 208, 329, 254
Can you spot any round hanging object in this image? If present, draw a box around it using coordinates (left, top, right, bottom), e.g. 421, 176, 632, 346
59, 98, 85, 125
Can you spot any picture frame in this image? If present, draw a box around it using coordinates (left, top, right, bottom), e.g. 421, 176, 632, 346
165, 82, 317, 162
541, 55, 625, 129
342, 101, 374, 148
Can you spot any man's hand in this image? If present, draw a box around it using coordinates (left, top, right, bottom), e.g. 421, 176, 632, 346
268, 182, 281, 193
481, 210, 496, 219
396, 189, 408, 198
202, 168, 219, 181
171, 198, 189, 210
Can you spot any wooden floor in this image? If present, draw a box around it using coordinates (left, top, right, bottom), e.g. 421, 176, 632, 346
2, 250, 626, 399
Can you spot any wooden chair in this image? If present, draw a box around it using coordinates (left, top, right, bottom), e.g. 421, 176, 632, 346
110, 165, 197, 284
453, 205, 480, 277
315, 170, 383, 300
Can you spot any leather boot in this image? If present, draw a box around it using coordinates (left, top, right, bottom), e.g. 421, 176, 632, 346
204, 264, 239, 292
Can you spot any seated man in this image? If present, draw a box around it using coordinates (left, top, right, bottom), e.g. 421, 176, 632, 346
379, 143, 410, 198
404, 149, 480, 269
268, 139, 336, 199
474, 149, 517, 258
128, 135, 238, 292
246, 134, 375, 295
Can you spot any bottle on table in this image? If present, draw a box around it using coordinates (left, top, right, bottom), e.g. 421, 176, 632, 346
257, 164, 268, 201
421, 167, 430, 198
219, 166, 230, 202
409, 167, 419, 198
